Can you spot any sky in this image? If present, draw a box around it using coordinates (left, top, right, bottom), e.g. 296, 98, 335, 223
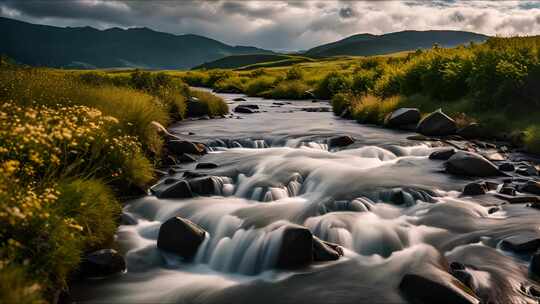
1, 0, 540, 51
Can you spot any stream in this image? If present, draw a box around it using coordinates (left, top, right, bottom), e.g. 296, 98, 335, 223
72, 91, 540, 304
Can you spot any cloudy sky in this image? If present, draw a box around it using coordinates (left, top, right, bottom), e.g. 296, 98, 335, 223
1, 0, 540, 51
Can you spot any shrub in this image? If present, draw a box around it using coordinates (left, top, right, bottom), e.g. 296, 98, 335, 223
269, 80, 310, 99
189, 90, 229, 117
245, 76, 276, 96
285, 66, 303, 80
315, 72, 352, 99
525, 126, 540, 154
351, 95, 400, 124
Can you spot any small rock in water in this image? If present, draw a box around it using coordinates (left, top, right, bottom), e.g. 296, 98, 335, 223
399, 273, 479, 304
234, 105, 259, 114
80, 249, 126, 278
445, 151, 503, 177
179, 153, 197, 163
520, 181, 540, 195
168, 140, 206, 155
501, 234, 540, 252
499, 186, 516, 196
429, 148, 456, 160
120, 212, 137, 225
516, 165, 538, 176
233, 97, 246, 101
498, 162, 515, 172
416, 109, 457, 136
150, 179, 193, 199
312, 236, 343, 262
188, 176, 217, 195
463, 182, 488, 196
327, 135, 355, 148
531, 252, 540, 277
195, 162, 219, 169
157, 217, 206, 259
276, 225, 314, 269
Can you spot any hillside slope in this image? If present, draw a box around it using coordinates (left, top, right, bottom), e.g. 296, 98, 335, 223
305, 30, 488, 57
194, 54, 314, 70
0, 17, 273, 69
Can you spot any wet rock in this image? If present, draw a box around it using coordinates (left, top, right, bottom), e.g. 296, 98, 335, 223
445, 151, 503, 177
493, 193, 540, 204
273, 102, 285, 106
188, 176, 217, 195
416, 109, 457, 136
327, 135, 355, 148
488, 206, 500, 214
463, 182, 488, 196
499, 186, 516, 196
498, 163, 515, 172
234, 105, 259, 113
167, 140, 206, 155
389, 189, 415, 205
312, 236, 343, 262
302, 107, 331, 112
451, 269, 475, 291
151, 179, 193, 199
120, 212, 137, 225
429, 148, 456, 160
233, 97, 246, 101
340, 109, 351, 118
304, 90, 316, 99
183, 171, 206, 179
157, 217, 206, 259
520, 181, 540, 195
399, 273, 479, 304
516, 165, 538, 176
531, 252, 540, 277
80, 249, 126, 278
276, 225, 314, 269
457, 123, 485, 139
386, 108, 421, 128
501, 234, 540, 252
179, 153, 198, 163
483, 152, 506, 162
195, 162, 219, 169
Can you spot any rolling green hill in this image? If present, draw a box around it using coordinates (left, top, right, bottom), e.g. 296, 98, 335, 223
305, 30, 488, 57
194, 54, 314, 70
0, 17, 273, 69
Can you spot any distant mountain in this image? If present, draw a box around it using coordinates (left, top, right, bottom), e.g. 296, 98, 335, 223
305, 30, 488, 57
0, 17, 273, 69
194, 54, 314, 70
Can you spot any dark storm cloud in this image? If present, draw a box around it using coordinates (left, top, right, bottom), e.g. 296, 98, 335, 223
0, 1, 539, 51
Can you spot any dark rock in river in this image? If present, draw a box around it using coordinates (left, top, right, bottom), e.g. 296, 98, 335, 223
429, 148, 456, 160
399, 273, 479, 304
499, 186, 516, 196
416, 109, 457, 136
312, 236, 343, 262
80, 249, 126, 278
516, 165, 538, 176
188, 176, 217, 195
520, 181, 540, 195
531, 252, 540, 277
234, 105, 258, 114
157, 217, 206, 259
327, 135, 355, 148
498, 162, 515, 172
463, 182, 488, 196
196, 162, 219, 169
276, 225, 314, 269
457, 123, 485, 139
500, 233, 540, 252
385, 108, 421, 128
445, 151, 503, 177
120, 212, 137, 225
151, 179, 193, 199
179, 153, 198, 163
168, 140, 206, 155
233, 97, 246, 101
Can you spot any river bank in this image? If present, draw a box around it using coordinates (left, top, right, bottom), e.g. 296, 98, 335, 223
72, 91, 540, 304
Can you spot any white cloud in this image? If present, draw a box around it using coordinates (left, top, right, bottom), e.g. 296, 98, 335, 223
0, 0, 539, 51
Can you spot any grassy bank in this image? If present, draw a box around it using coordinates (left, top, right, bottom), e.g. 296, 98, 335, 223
179, 36, 540, 153
0, 66, 228, 303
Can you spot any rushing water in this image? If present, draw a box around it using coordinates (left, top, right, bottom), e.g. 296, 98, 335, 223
73, 91, 540, 304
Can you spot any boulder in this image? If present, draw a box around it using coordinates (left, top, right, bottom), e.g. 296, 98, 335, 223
195, 162, 219, 169
531, 252, 540, 277
188, 176, 217, 195
520, 181, 540, 195
151, 179, 193, 199
327, 135, 355, 148
516, 165, 538, 176
457, 123, 485, 139
313, 237, 343, 262
179, 153, 198, 163
276, 225, 314, 269
234, 105, 257, 114
79, 249, 126, 278
385, 108, 421, 128
429, 148, 456, 160
240, 104, 259, 109
498, 163, 515, 172
167, 140, 206, 155
399, 273, 479, 304
445, 151, 503, 177
500, 234, 540, 252
233, 97, 246, 102
463, 182, 488, 196
499, 186, 516, 196
157, 217, 206, 259
416, 109, 457, 136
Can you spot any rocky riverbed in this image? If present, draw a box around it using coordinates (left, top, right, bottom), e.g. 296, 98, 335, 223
72, 91, 540, 304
